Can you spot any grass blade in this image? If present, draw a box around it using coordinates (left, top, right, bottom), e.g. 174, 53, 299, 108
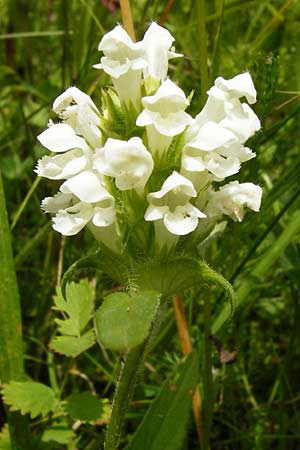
0, 171, 31, 449
127, 351, 199, 450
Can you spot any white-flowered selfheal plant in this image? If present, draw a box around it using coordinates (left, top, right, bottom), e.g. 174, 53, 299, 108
36, 22, 262, 259
34, 23, 264, 450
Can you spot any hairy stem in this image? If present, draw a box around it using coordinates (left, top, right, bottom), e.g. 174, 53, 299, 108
104, 343, 145, 450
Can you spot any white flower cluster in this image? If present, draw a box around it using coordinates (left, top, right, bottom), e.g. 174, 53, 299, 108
36, 23, 262, 254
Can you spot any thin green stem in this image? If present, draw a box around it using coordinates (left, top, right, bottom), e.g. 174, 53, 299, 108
104, 343, 145, 450
196, 0, 209, 108
11, 176, 41, 230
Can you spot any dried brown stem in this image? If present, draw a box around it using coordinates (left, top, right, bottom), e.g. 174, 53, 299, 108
172, 294, 205, 449
56, 235, 66, 287
159, 0, 175, 26
119, 0, 136, 41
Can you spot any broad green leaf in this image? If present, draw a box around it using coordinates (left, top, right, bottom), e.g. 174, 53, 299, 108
64, 392, 110, 422
50, 329, 95, 357
41, 423, 75, 444
53, 279, 94, 336
126, 351, 199, 450
2, 382, 58, 419
94, 291, 160, 352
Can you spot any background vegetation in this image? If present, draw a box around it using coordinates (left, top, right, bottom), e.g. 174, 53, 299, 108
1, 0, 300, 449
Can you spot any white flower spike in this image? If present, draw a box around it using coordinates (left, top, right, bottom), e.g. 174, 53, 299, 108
145, 171, 206, 236
36, 22, 262, 256
93, 137, 154, 194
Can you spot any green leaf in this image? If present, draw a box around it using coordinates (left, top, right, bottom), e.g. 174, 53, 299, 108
126, 352, 199, 450
94, 291, 160, 352
41, 423, 75, 445
53, 279, 94, 336
136, 257, 202, 295
61, 249, 127, 299
64, 392, 110, 422
2, 382, 58, 419
136, 257, 235, 305
50, 329, 95, 357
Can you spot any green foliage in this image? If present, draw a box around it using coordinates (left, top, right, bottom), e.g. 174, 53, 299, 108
50, 330, 95, 358
94, 291, 160, 352
64, 391, 110, 422
50, 280, 95, 356
53, 280, 94, 336
41, 423, 75, 446
2, 381, 58, 419
127, 351, 199, 450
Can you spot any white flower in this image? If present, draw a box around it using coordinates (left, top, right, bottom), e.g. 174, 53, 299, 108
142, 22, 182, 82
145, 171, 206, 235
42, 192, 73, 213
36, 123, 92, 180
204, 181, 262, 222
190, 72, 260, 144
93, 137, 153, 193
137, 79, 193, 155
94, 25, 146, 109
35, 148, 91, 180
37, 123, 86, 152
52, 87, 101, 148
95, 25, 146, 77
211, 73, 257, 104
182, 121, 249, 180
42, 180, 117, 237
43, 183, 120, 252
60, 170, 111, 203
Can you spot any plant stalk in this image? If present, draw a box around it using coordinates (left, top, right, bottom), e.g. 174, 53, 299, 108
104, 343, 145, 450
